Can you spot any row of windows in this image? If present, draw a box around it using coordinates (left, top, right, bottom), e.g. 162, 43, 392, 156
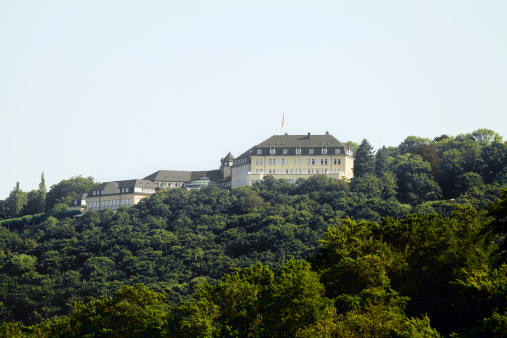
156, 182, 181, 188
258, 146, 342, 155
253, 158, 342, 166
92, 188, 131, 196
89, 199, 133, 208
254, 168, 343, 174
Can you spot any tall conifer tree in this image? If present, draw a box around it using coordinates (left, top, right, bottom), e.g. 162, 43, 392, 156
375, 146, 388, 177
9, 182, 26, 217
38, 172, 47, 213
353, 139, 375, 178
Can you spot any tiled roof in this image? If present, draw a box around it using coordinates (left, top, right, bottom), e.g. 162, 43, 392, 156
222, 152, 235, 161
88, 179, 157, 193
143, 169, 224, 183
235, 133, 350, 159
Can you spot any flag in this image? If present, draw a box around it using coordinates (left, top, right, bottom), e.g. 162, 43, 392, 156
281, 113, 284, 129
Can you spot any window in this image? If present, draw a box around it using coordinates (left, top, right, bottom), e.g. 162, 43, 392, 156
255, 169, 258, 173
257, 149, 262, 155
312, 159, 315, 165
335, 149, 341, 154
338, 159, 342, 165
255, 159, 259, 165
322, 146, 327, 154
296, 146, 301, 154
260, 159, 264, 165
93, 191, 96, 196
333, 159, 337, 165
309, 149, 314, 154
283, 149, 288, 154
325, 159, 328, 165
268, 159, 272, 166
260, 169, 264, 173
320, 159, 324, 165
273, 159, 277, 166
307, 169, 311, 174
74, 201, 77, 205
285, 169, 289, 174
306, 159, 311, 165
270, 146, 275, 155
269, 169, 272, 174
281, 159, 285, 165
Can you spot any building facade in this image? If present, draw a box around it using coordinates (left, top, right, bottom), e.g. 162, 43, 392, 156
231, 133, 354, 188
73, 152, 235, 213
85, 179, 158, 212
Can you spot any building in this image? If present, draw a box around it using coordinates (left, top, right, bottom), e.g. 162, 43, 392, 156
143, 152, 234, 190
69, 194, 87, 213
74, 152, 235, 213
231, 132, 354, 188
85, 179, 158, 212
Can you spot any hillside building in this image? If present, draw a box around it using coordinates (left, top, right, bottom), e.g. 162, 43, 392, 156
231, 132, 354, 188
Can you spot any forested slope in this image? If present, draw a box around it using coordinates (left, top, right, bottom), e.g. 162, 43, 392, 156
0, 129, 506, 336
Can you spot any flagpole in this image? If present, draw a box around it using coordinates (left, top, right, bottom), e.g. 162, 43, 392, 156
281, 112, 285, 134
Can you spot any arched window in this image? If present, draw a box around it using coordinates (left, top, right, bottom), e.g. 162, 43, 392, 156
296, 145, 301, 154
322, 146, 327, 154
270, 146, 275, 155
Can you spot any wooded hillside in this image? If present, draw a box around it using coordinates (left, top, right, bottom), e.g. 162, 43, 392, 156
1, 129, 506, 336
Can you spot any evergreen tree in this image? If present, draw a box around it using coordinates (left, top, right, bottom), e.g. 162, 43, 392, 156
8, 182, 26, 218
37, 172, 46, 213
375, 146, 388, 177
353, 139, 375, 178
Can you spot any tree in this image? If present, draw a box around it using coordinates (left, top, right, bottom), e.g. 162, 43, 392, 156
353, 139, 375, 178
398, 136, 431, 155
414, 143, 441, 173
345, 141, 359, 154
46, 176, 97, 210
37, 172, 46, 214
374, 146, 388, 177
8, 182, 27, 218
471, 128, 502, 144
391, 154, 441, 205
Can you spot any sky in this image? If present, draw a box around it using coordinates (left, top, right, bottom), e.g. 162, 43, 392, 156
1, 0, 506, 200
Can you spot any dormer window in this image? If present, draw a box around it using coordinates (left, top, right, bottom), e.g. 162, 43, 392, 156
335, 149, 341, 154
283, 149, 288, 154
270, 146, 275, 155
296, 146, 301, 155
322, 146, 327, 154
257, 149, 262, 155
309, 149, 314, 155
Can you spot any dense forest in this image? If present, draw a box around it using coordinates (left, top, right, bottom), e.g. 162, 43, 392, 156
0, 129, 506, 337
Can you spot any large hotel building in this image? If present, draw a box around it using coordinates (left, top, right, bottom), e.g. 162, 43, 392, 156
231, 132, 354, 188
70, 132, 354, 213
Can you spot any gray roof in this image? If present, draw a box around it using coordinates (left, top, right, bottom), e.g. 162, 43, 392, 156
257, 134, 345, 147
222, 152, 235, 161
69, 193, 87, 204
88, 179, 157, 193
144, 169, 224, 183
235, 133, 349, 160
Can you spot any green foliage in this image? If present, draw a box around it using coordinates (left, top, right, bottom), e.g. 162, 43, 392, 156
170, 260, 335, 337
398, 136, 431, 155
391, 154, 442, 205
0, 129, 505, 336
46, 176, 97, 210
353, 139, 375, 178
37, 172, 47, 214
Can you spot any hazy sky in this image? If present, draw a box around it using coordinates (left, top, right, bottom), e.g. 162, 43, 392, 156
1, 1, 506, 200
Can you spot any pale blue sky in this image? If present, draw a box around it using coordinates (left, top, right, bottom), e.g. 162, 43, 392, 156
1, 0, 506, 199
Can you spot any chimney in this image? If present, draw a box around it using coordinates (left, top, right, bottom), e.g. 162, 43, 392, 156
284, 132, 288, 135
308, 132, 311, 139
